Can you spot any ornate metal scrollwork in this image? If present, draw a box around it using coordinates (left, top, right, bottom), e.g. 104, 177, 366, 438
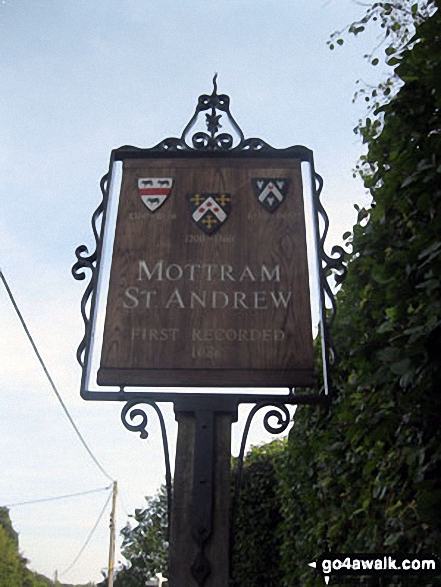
313, 172, 347, 365
261, 404, 291, 434
72, 173, 108, 367
180, 73, 245, 151
121, 400, 173, 538
149, 74, 275, 154
233, 402, 291, 495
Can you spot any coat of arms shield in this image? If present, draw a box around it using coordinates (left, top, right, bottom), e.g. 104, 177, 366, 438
187, 193, 232, 235
138, 177, 174, 212
252, 178, 288, 213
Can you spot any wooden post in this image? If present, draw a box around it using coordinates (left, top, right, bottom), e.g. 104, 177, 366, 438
169, 406, 235, 587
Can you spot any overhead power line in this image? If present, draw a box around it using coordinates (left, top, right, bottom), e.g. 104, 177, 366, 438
5, 485, 112, 508
0, 270, 114, 483
60, 488, 113, 577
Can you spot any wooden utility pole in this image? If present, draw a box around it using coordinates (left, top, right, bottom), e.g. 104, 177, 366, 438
108, 481, 118, 587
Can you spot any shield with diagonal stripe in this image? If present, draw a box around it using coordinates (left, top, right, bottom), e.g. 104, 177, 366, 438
187, 193, 232, 235
252, 178, 289, 213
138, 177, 174, 212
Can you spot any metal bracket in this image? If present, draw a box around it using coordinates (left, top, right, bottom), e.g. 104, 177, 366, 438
120, 400, 173, 540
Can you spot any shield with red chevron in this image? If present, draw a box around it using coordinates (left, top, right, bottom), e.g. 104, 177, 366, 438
187, 193, 233, 235
138, 177, 174, 212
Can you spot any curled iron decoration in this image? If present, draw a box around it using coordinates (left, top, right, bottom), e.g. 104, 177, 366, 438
314, 172, 347, 365
230, 402, 292, 577
148, 74, 275, 153
180, 73, 245, 151
72, 173, 109, 367
121, 400, 173, 538
114, 76, 303, 156
233, 402, 291, 500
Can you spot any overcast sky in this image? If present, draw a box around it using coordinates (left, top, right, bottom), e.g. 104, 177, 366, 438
0, 0, 382, 584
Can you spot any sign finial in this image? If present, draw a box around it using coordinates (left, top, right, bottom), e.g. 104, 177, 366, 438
212, 73, 218, 95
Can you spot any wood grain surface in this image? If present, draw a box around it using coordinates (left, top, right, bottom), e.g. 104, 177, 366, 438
98, 156, 314, 387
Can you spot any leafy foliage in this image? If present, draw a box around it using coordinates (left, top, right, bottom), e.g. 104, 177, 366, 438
0, 507, 47, 587
0, 507, 88, 587
231, 441, 285, 587
0, 507, 19, 548
108, 486, 169, 587
0, 522, 23, 587
328, 0, 435, 58
330, 0, 437, 142
276, 3, 441, 586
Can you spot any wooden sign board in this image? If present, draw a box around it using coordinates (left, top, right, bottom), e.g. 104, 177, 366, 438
98, 156, 314, 388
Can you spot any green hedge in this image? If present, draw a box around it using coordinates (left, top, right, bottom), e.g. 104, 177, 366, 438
278, 6, 441, 586
231, 441, 285, 587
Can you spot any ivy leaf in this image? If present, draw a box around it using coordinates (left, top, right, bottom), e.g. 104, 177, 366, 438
418, 241, 441, 260
390, 358, 412, 376
387, 56, 401, 66
385, 46, 397, 55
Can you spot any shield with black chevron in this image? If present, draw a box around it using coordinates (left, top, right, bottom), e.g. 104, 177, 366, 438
252, 178, 289, 213
187, 193, 232, 235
